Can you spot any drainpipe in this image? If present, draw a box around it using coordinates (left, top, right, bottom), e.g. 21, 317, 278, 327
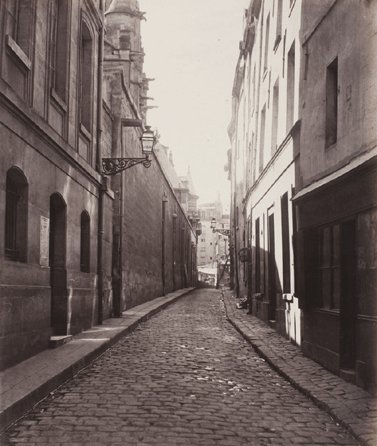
96, 5, 104, 324
162, 198, 166, 295
234, 190, 240, 297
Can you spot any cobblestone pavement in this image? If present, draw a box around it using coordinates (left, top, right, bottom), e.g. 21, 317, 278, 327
1, 289, 359, 445
222, 290, 377, 446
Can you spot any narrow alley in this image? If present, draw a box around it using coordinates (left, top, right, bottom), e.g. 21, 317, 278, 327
1, 289, 358, 446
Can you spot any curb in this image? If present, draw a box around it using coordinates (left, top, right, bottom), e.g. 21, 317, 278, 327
0, 287, 195, 433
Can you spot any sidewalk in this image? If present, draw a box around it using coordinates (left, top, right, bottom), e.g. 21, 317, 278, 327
0, 288, 195, 433
221, 288, 377, 446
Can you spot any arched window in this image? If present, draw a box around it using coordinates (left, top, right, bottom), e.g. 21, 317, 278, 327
80, 211, 90, 272
5, 167, 28, 262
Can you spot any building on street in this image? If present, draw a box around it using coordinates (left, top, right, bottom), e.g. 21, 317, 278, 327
0, 0, 198, 372
228, 0, 377, 395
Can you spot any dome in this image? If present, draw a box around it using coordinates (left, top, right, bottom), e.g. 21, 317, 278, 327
105, 0, 139, 15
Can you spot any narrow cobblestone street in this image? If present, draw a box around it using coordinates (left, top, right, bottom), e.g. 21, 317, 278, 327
1, 289, 359, 446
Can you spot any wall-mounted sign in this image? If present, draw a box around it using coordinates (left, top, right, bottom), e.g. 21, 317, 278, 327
238, 247, 250, 263
40, 216, 49, 267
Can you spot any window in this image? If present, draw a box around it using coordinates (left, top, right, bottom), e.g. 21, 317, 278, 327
318, 225, 340, 310
281, 193, 290, 293
274, 0, 283, 49
6, 0, 33, 57
271, 79, 279, 155
259, 105, 266, 173
80, 211, 90, 272
252, 65, 256, 112
5, 168, 28, 262
264, 14, 270, 73
50, 0, 69, 100
286, 42, 295, 131
325, 57, 338, 148
80, 20, 93, 131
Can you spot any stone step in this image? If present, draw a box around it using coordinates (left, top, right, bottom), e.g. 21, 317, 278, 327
268, 319, 276, 329
49, 335, 73, 349
339, 368, 356, 385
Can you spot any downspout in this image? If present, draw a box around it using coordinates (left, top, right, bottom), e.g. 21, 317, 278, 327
162, 198, 166, 296
113, 119, 124, 317
96, 5, 105, 324
234, 190, 240, 297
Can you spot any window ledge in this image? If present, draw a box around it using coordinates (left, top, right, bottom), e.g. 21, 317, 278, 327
51, 88, 67, 112
6, 35, 31, 71
80, 123, 92, 141
325, 141, 337, 151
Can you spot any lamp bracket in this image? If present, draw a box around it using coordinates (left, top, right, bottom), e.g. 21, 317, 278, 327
102, 157, 151, 175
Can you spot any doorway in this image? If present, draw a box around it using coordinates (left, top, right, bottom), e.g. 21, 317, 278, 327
49, 193, 68, 335
268, 213, 276, 322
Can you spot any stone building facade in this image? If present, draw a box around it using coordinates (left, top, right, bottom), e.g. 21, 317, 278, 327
0, 0, 198, 371
228, 0, 377, 394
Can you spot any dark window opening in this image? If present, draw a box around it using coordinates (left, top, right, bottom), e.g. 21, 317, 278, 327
325, 57, 338, 148
286, 42, 295, 131
271, 79, 279, 155
259, 105, 266, 173
264, 14, 270, 73
50, 0, 68, 100
80, 21, 93, 132
5, 168, 28, 262
80, 211, 90, 272
274, 0, 283, 49
6, 0, 33, 57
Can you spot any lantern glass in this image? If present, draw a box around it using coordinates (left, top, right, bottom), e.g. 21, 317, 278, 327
141, 126, 155, 156
211, 218, 216, 230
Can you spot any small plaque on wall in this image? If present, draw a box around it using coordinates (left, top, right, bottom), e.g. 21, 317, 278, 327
40, 216, 50, 267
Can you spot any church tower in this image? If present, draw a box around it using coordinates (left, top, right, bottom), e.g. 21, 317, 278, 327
105, 0, 149, 116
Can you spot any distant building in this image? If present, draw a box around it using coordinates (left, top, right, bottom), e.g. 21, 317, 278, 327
228, 0, 377, 395
197, 200, 230, 268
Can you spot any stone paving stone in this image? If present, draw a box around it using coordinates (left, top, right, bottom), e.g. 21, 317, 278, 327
0, 289, 361, 446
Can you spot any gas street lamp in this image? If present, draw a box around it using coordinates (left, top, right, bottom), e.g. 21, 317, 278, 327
102, 124, 156, 175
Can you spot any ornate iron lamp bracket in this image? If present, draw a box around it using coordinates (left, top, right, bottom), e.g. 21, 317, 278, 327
102, 157, 151, 175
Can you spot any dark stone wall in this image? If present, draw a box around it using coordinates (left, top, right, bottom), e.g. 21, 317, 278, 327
0, 0, 113, 371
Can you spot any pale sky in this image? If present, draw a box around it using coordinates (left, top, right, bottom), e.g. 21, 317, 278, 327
140, 0, 250, 207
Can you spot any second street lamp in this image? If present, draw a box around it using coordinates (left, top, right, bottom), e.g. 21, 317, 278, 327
211, 217, 230, 237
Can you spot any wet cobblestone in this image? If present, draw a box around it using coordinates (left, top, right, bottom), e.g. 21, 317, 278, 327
1, 289, 359, 445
